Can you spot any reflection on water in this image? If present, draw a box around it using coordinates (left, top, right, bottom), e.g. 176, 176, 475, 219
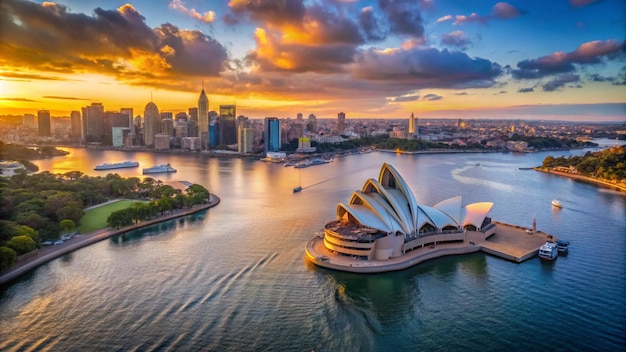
0, 146, 624, 351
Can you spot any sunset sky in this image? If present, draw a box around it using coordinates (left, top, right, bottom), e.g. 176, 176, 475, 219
0, 0, 624, 121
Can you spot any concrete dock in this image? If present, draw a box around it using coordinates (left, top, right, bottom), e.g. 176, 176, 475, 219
305, 221, 554, 273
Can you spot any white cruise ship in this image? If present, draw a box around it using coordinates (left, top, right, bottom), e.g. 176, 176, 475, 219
94, 161, 139, 170
142, 163, 177, 174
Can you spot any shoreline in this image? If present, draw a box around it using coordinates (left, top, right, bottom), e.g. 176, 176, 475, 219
534, 167, 626, 193
0, 194, 220, 286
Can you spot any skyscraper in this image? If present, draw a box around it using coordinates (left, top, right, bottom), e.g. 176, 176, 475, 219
70, 111, 81, 138
264, 117, 281, 154
143, 101, 159, 146
238, 118, 253, 154
198, 85, 209, 149
82, 103, 104, 143
408, 112, 415, 135
120, 108, 134, 146
219, 105, 237, 145
37, 110, 51, 136
337, 112, 346, 135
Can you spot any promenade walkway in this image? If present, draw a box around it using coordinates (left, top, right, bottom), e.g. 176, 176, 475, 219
0, 194, 220, 286
305, 222, 554, 273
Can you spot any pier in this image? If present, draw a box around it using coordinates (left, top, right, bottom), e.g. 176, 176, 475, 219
305, 222, 554, 273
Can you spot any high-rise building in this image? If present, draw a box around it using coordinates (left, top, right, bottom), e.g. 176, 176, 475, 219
23, 114, 36, 129
82, 103, 104, 143
219, 105, 237, 145
264, 117, 281, 154
104, 111, 129, 145
306, 114, 317, 133
175, 112, 188, 121
143, 102, 159, 146
198, 86, 209, 148
337, 112, 346, 135
37, 110, 51, 136
238, 118, 253, 154
408, 112, 415, 135
120, 108, 134, 146
70, 111, 81, 138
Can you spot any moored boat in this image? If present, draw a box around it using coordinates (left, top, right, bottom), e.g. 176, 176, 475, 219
556, 239, 569, 254
552, 199, 563, 208
142, 163, 177, 174
94, 161, 139, 170
538, 241, 559, 261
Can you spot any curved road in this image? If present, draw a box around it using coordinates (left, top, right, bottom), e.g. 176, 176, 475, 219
0, 194, 220, 286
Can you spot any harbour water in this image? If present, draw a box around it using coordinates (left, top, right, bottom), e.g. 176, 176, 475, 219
1, 142, 625, 351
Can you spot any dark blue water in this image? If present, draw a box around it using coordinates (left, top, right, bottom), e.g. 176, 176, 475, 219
1, 143, 624, 351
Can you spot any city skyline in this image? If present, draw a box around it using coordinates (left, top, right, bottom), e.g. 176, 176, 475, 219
0, 0, 625, 121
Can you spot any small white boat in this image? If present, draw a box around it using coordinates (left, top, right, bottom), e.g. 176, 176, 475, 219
538, 241, 559, 261
556, 239, 569, 254
142, 163, 177, 174
552, 199, 563, 208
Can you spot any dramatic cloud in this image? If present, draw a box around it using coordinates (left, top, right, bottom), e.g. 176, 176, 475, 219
169, 0, 215, 24
379, 0, 425, 39
228, 0, 306, 26
0, 0, 229, 86
512, 39, 626, 79
441, 31, 471, 50
350, 47, 502, 90
542, 74, 580, 91
358, 6, 385, 41
389, 93, 420, 102
438, 2, 523, 26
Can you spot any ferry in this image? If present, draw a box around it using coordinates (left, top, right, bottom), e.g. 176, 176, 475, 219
142, 163, 177, 174
94, 161, 139, 170
552, 199, 563, 208
538, 241, 559, 261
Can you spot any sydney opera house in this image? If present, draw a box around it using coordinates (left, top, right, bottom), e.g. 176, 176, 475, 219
306, 163, 497, 272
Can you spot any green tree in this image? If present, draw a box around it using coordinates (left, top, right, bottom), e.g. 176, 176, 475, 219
107, 210, 134, 229
0, 246, 17, 270
56, 205, 84, 224
60, 219, 76, 233
8, 235, 36, 255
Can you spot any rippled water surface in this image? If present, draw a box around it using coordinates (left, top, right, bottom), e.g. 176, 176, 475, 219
1, 144, 625, 351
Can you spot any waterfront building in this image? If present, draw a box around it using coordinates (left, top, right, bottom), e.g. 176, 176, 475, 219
408, 112, 416, 138
219, 105, 237, 146
162, 118, 174, 137
104, 111, 129, 145
154, 133, 171, 150
82, 103, 104, 143
70, 111, 81, 138
120, 108, 135, 146
198, 87, 209, 149
143, 102, 159, 146
506, 140, 528, 152
238, 120, 254, 154
111, 127, 128, 147
297, 137, 315, 153
181, 136, 201, 150
264, 117, 281, 154
309, 163, 494, 262
37, 110, 51, 136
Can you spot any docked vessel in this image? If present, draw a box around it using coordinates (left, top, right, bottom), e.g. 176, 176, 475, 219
556, 239, 569, 254
94, 161, 139, 170
142, 163, 177, 174
552, 199, 563, 208
294, 158, 330, 168
538, 241, 559, 261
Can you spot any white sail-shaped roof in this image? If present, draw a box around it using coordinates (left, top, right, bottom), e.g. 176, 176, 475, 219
434, 196, 463, 226
336, 164, 493, 237
462, 202, 494, 229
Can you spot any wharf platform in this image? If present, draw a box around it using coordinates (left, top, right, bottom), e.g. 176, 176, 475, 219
305, 222, 554, 274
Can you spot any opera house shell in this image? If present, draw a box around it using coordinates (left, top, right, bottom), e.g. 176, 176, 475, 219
306, 163, 497, 271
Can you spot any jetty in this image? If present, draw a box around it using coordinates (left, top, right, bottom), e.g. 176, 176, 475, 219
305, 222, 554, 274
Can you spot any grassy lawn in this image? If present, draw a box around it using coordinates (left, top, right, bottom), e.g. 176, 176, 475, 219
76, 200, 146, 234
